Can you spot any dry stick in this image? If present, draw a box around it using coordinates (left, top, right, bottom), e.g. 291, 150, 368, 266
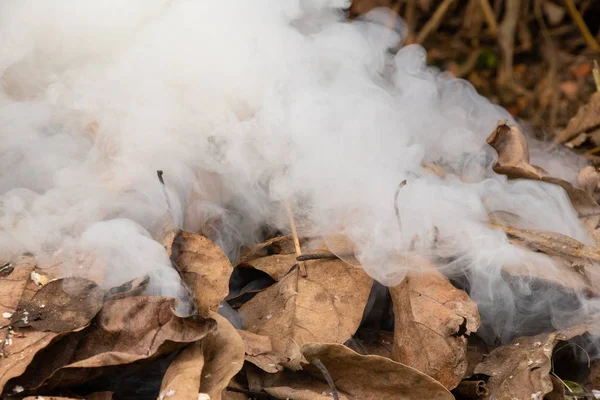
284, 200, 307, 277
594, 60, 600, 92
156, 170, 173, 213
563, 0, 600, 52
394, 180, 407, 234
497, 0, 520, 86
311, 358, 339, 400
478, 0, 498, 36
415, 0, 455, 45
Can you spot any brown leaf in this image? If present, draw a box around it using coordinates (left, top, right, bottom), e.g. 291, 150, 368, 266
240, 253, 297, 281
200, 312, 245, 400
103, 275, 150, 301
0, 254, 36, 335
346, 329, 394, 358
473, 323, 600, 399
5, 296, 217, 394
238, 259, 373, 370
159, 341, 205, 400
487, 123, 543, 177
262, 343, 454, 400
554, 91, 600, 145
237, 330, 287, 373
11, 277, 104, 332
173, 232, 233, 316
23, 394, 113, 400
390, 265, 480, 389
578, 165, 600, 194
238, 235, 295, 264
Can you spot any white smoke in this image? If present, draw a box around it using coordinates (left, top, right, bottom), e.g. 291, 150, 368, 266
0, 0, 596, 342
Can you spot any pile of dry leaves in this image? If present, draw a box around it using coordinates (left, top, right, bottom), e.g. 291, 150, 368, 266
2, 89, 600, 400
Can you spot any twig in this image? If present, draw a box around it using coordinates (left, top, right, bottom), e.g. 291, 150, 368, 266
562, 0, 600, 52
415, 0, 455, 44
297, 253, 338, 261
497, 0, 520, 86
478, 0, 498, 36
156, 170, 173, 213
594, 60, 600, 92
311, 358, 339, 400
394, 180, 407, 235
283, 200, 307, 277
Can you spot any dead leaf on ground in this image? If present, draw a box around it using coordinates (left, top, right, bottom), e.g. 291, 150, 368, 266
23, 394, 113, 400
262, 343, 454, 400
199, 312, 245, 400
486, 123, 544, 177
390, 264, 480, 390
264, 386, 350, 400
159, 341, 205, 400
173, 232, 233, 316
0, 254, 36, 335
554, 91, 600, 145
346, 329, 394, 358
238, 259, 373, 370
238, 236, 294, 265
103, 275, 150, 301
237, 330, 286, 373
11, 277, 104, 333
473, 323, 600, 399
4, 296, 217, 395
239, 253, 297, 281
578, 165, 600, 194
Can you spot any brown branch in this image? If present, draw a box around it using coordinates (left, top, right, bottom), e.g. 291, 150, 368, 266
415, 0, 455, 44
562, 0, 600, 51
394, 180, 407, 235
284, 200, 307, 277
497, 0, 520, 86
478, 0, 498, 36
311, 358, 339, 400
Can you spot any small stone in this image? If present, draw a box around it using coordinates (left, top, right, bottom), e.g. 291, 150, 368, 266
12, 386, 24, 393
198, 394, 211, 400
2, 312, 12, 319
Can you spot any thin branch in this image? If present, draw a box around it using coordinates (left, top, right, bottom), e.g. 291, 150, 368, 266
156, 170, 173, 213
394, 180, 407, 235
284, 200, 307, 277
415, 0, 455, 44
594, 60, 600, 92
311, 358, 339, 400
562, 0, 600, 51
478, 0, 499, 36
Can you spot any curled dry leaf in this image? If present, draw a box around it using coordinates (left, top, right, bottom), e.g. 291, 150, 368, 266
4, 296, 217, 395
238, 259, 373, 370
237, 235, 294, 265
11, 277, 104, 332
390, 264, 480, 390
474, 323, 600, 399
200, 312, 245, 400
486, 123, 544, 177
173, 232, 233, 316
554, 91, 600, 145
262, 343, 454, 400
159, 341, 205, 400
237, 330, 286, 373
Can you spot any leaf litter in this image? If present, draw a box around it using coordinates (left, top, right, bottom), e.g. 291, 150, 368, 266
3, 14, 600, 400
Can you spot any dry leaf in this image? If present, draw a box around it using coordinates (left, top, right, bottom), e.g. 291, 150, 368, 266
474, 323, 600, 399
23, 394, 113, 400
237, 330, 286, 373
4, 296, 217, 394
0, 254, 36, 334
554, 91, 600, 145
487, 123, 543, 177
238, 235, 294, 264
390, 266, 480, 389
346, 329, 394, 358
239, 259, 373, 370
11, 277, 104, 332
159, 341, 205, 400
103, 275, 150, 301
240, 253, 297, 281
578, 166, 600, 194
173, 232, 233, 316
199, 312, 245, 400
262, 343, 454, 400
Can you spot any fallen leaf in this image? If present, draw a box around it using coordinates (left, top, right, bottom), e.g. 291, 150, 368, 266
262, 343, 455, 400
486, 123, 543, 177
103, 275, 150, 301
390, 265, 480, 389
346, 329, 394, 358
11, 277, 104, 332
173, 232, 233, 316
473, 323, 600, 399
238, 236, 294, 265
4, 296, 217, 395
240, 253, 297, 281
238, 259, 373, 370
200, 312, 245, 400
0, 254, 36, 333
554, 91, 600, 145
545, 375, 566, 400
578, 165, 600, 194
237, 330, 286, 373
159, 341, 205, 400
23, 394, 113, 400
